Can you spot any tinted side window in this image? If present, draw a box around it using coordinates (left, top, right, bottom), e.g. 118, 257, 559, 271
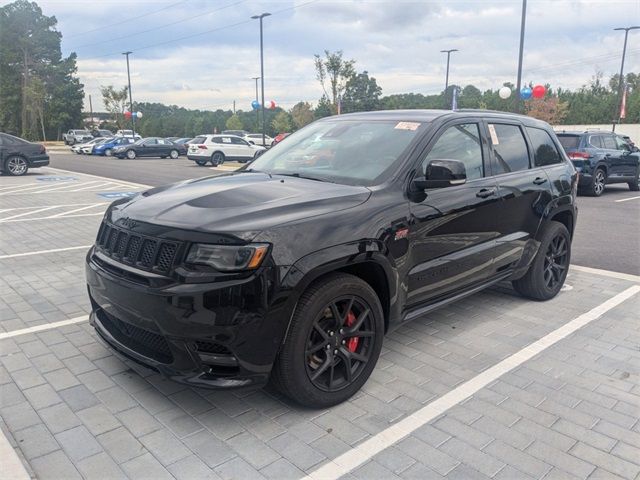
602, 135, 617, 149
230, 137, 247, 145
489, 124, 530, 174
144, 139, 158, 145
614, 135, 629, 151
422, 123, 484, 180
526, 127, 562, 166
588, 135, 602, 148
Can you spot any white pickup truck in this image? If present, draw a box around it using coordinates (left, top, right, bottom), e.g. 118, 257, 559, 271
64, 129, 94, 145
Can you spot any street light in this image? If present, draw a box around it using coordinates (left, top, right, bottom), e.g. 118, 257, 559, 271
122, 51, 135, 136
612, 26, 639, 131
251, 12, 271, 146
252, 76, 260, 132
515, 0, 527, 113
440, 49, 458, 91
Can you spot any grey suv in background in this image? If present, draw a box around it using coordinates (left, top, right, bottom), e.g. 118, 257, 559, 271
556, 130, 640, 196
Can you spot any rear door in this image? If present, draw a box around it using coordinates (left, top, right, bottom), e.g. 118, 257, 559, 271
487, 122, 553, 271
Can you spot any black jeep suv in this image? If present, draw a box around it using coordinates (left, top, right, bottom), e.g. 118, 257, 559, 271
556, 130, 640, 196
86, 110, 578, 407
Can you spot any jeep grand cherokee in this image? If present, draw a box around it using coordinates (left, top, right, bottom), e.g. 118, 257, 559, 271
86, 110, 578, 407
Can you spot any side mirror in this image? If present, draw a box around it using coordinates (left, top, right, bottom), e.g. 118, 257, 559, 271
412, 159, 467, 190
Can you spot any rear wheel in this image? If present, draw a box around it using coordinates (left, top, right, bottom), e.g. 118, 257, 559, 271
195, 159, 207, 166
211, 152, 225, 166
5, 156, 29, 176
587, 168, 606, 196
512, 221, 571, 300
169, 149, 179, 159
104, 148, 113, 157
126, 149, 136, 159
271, 273, 384, 407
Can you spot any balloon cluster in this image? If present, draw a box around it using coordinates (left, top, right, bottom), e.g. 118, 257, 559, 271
498, 85, 547, 100
251, 100, 277, 110
124, 111, 143, 119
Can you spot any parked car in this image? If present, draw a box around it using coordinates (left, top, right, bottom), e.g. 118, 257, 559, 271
86, 109, 578, 407
222, 129, 249, 137
243, 133, 273, 147
164, 139, 187, 156
93, 129, 114, 138
187, 134, 265, 165
72, 137, 105, 154
64, 129, 93, 145
113, 137, 181, 159
0, 132, 49, 176
92, 136, 135, 156
270, 132, 290, 147
556, 130, 640, 195
175, 137, 193, 144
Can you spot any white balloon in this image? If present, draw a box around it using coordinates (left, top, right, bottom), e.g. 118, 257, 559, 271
137, 111, 143, 118
499, 86, 512, 99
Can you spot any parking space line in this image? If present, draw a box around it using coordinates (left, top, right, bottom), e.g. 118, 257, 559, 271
0, 212, 104, 223
0, 181, 84, 195
570, 264, 640, 283
0, 315, 89, 340
0, 245, 92, 259
0, 203, 107, 213
69, 181, 118, 192
615, 195, 640, 203
48, 203, 106, 217
0, 206, 59, 221
305, 285, 640, 480
44, 166, 151, 189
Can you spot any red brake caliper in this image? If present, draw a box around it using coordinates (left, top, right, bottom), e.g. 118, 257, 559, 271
345, 311, 359, 352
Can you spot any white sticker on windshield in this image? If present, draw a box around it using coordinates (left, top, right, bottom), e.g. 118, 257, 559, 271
394, 122, 421, 131
488, 124, 499, 145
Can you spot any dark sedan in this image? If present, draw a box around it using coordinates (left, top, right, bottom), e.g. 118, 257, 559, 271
113, 137, 181, 159
164, 137, 189, 156
0, 132, 49, 176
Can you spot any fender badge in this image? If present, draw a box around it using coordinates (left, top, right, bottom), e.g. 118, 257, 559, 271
394, 228, 409, 240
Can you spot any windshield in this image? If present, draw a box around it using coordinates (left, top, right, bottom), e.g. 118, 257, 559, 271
247, 120, 424, 186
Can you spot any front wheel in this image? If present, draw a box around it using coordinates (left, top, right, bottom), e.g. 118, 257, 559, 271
270, 273, 384, 407
512, 221, 571, 300
126, 149, 136, 159
5, 156, 29, 176
169, 149, 179, 159
629, 173, 640, 192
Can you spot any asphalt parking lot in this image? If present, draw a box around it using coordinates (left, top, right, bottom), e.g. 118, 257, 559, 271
1, 162, 639, 480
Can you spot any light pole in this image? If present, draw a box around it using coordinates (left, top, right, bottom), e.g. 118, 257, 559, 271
252, 76, 260, 132
440, 49, 458, 91
515, 0, 527, 113
612, 26, 639, 131
251, 12, 270, 146
122, 51, 135, 136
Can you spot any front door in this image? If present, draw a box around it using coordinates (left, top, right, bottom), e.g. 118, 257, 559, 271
230, 137, 254, 160
407, 122, 503, 308
612, 135, 640, 178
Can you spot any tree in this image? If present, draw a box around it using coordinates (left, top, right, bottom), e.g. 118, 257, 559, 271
225, 113, 243, 130
100, 85, 129, 129
342, 71, 382, 113
314, 95, 334, 119
525, 96, 569, 124
314, 50, 356, 108
0, 0, 84, 139
290, 102, 314, 129
271, 111, 292, 133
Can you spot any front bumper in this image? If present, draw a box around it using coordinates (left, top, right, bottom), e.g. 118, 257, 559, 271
86, 248, 289, 389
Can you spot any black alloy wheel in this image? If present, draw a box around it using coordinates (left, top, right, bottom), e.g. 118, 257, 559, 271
629, 173, 640, 192
305, 296, 375, 392
271, 272, 384, 407
542, 234, 568, 291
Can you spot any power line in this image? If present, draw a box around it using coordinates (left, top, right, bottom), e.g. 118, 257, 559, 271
526, 47, 640, 74
70, 0, 246, 51
65, 0, 190, 39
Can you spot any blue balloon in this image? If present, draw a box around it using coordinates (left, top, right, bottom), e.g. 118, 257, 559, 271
251, 100, 260, 110
520, 87, 532, 100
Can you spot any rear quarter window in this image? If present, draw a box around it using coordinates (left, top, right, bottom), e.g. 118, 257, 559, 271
556, 135, 580, 150
526, 127, 563, 166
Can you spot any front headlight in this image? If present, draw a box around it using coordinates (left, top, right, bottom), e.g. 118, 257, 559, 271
186, 243, 269, 272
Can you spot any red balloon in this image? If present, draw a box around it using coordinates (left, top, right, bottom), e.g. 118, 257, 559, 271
268, 100, 276, 110
532, 85, 546, 99
124, 111, 132, 119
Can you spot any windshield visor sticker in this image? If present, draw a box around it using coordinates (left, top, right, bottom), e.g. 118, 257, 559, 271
488, 124, 499, 145
394, 122, 421, 131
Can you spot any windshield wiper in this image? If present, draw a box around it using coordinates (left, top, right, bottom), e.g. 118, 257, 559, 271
277, 172, 334, 183
242, 168, 272, 178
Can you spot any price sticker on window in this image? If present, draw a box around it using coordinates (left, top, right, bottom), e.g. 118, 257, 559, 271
394, 122, 421, 131
488, 124, 499, 145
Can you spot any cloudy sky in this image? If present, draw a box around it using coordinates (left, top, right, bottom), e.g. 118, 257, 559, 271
21, 0, 640, 111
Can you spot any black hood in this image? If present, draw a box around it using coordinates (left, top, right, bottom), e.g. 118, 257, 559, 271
109, 173, 371, 237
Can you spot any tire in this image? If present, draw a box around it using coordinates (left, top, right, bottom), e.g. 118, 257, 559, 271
69, 139, 76, 145
104, 149, 113, 157
126, 149, 136, 159
211, 152, 225, 166
270, 273, 384, 408
195, 159, 207, 166
512, 221, 571, 301
628, 173, 640, 192
5, 156, 29, 176
169, 149, 179, 159
586, 168, 606, 196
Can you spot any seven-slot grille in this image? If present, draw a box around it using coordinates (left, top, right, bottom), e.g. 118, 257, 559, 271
96, 221, 179, 274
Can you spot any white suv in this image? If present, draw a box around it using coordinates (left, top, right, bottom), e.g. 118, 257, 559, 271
243, 133, 273, 147
187, 134, 265, 166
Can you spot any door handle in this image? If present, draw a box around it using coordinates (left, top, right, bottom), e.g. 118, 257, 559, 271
476, 188, 497, 199
533, 177, 547, 185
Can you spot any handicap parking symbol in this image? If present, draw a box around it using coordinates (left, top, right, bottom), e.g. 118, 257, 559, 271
97, 191, 138, 199
37, 176, 77, 181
